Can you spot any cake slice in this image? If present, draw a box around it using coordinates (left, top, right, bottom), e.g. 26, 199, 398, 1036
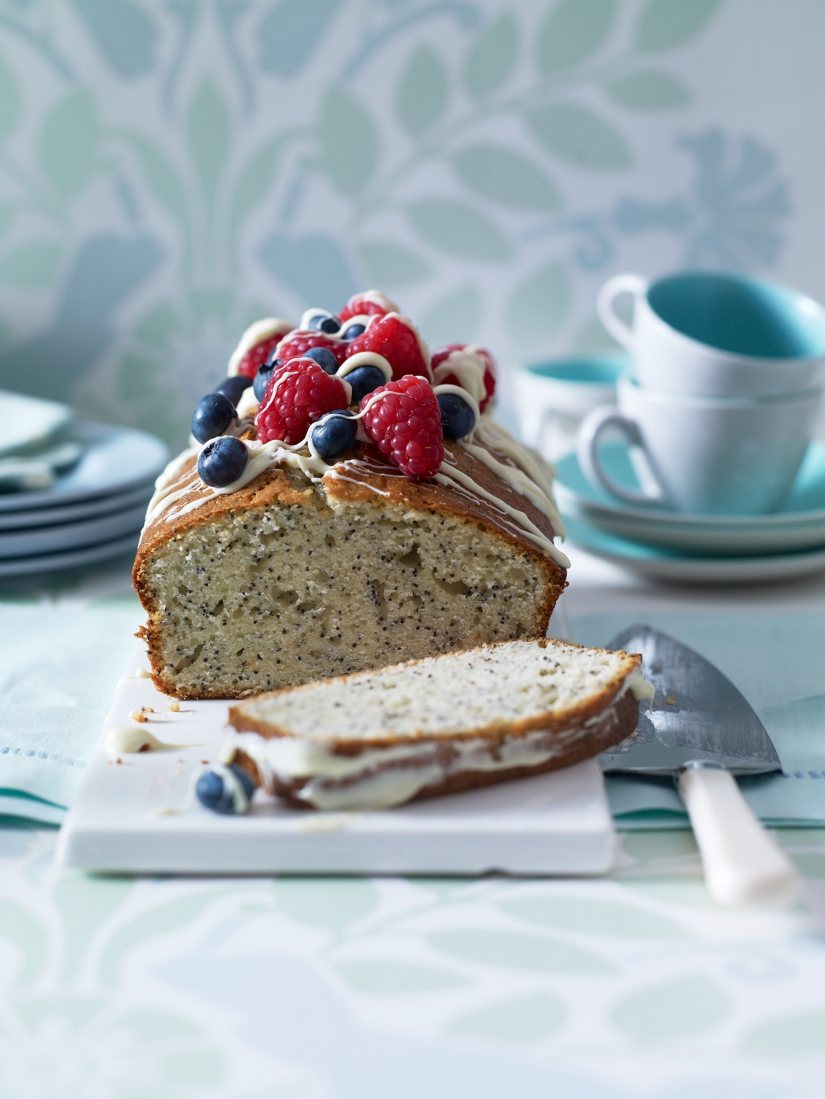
223, 638, 652, 811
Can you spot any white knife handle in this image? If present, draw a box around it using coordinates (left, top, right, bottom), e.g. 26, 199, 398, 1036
678, 765, 799, 907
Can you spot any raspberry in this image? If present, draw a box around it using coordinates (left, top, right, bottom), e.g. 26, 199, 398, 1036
235, 326, 291, 379
431, 344, 496, 412
256, 359, 350, 445
339, 291, 399, 323
360, 375, 444, 480
275, 330, 349, 367
348, 314, 432, 382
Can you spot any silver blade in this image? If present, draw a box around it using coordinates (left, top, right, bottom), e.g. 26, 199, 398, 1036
600, 624, 782, 777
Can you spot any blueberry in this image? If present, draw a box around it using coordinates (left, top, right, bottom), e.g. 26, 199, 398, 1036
214, 375, 252, 407
341, 323, 366, 340
253, 359, 281, 402
309, 410, 358, 460
309, 312, 340, 334
304, 347, 339, 374
344, 364, 386, 402
438, 392, 477, 440
265, 346, 282, 368
197, 435, 249, 487
192, 392, 237, 443
195, 765, 256, 815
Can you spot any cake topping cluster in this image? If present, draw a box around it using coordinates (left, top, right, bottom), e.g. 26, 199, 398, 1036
190, 289, 496, 488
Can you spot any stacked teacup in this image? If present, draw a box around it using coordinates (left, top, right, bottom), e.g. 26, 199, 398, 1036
578, 271, 825, 514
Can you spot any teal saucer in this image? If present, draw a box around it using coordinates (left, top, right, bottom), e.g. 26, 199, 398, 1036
556, 441, 825, 527
563, 513, 825, 584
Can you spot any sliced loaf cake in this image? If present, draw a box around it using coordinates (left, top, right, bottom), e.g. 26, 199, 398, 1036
225, 638, 652, 810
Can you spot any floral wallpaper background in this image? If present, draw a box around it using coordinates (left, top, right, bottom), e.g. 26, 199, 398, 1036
0, 0, 819, 443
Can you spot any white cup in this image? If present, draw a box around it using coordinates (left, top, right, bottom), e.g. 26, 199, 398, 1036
578, 377, 823, 515
598, 271, 825, 398
514, 355, 628, 462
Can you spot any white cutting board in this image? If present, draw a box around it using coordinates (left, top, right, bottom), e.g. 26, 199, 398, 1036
57, 656, 616, 876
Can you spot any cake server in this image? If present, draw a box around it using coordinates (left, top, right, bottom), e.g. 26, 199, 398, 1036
601, 624, 799, 907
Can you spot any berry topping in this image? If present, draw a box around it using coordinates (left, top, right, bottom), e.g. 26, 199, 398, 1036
275, 330, 349, 366
304, 346, 339, 374
192, 392, 237, 444
431, 344, 496, 412
195, 765, 256, 815
437, 391, 477, 440
309, 410, 358, 460
339, 291, 399, 323
343, 363, 387, 403
308, 311, 340, 334
197, 435, 249, 487
232, 323, 292, 379
341, 322, 366, 340
361, 375, 444, 480
253, 359, 282, 402
256, 359, 351, 445
348, 314, 432, 382
214, 374, 252, 407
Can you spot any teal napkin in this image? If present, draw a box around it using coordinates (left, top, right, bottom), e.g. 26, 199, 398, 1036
0, 596, 142, 824
574, 611, 825, 829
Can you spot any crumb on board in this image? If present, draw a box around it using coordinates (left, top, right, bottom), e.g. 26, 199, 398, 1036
169, 700, 181, 712
130, 706, 156, 723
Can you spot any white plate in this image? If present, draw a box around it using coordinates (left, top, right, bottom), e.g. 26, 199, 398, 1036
0, 390, 74, 457
57, 658, 615, 876
564, 514, 825, 584
555, 444, 825, 555
0, 531, 140, 578
0, 480, 154, 531
0, 422, 168, 512
0, 502, 148, 559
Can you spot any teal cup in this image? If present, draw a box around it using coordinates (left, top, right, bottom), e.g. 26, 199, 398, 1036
598, 270, 825, 397
515, 355, 628, 461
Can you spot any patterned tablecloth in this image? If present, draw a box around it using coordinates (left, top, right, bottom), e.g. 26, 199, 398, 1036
1, 551, 824, 1097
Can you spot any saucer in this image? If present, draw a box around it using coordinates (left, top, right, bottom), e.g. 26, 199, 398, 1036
562, 514, 825, 585
555, 443, 825, 555
0, 423, 169, 511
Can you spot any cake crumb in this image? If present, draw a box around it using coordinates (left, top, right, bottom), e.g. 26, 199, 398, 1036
130, 705, 156, 723
169, 700, 181, 712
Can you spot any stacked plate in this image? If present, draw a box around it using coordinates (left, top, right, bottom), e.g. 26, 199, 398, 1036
554, 441, 825, 583
0, 418, 169, 578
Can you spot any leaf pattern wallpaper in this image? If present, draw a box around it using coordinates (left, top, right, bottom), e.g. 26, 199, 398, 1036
0, 0, 816, 445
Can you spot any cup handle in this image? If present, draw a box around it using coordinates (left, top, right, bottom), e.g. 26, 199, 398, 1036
597, 274, 647, 352
577, 405, 667, 506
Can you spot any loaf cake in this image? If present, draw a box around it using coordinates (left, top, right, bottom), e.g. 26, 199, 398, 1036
221, 638, 651, 811
133, 291, 569, 700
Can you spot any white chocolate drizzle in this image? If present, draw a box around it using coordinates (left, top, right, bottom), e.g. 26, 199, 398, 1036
432, 346, 489, 405
105, 724, 182, 755
227, 318, 292, 376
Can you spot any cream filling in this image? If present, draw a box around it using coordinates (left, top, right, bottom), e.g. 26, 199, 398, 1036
227, 318, 292, 376
223, 673, 649, 810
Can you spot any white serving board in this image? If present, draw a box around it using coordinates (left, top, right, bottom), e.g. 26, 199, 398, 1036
57, 658, 616, 876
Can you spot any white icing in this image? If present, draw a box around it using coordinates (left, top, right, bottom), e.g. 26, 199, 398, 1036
336, 351, 392, 382
105, 724, 181, 754
432, 347, 488, 405
344, 290, 400, 314
227, 318, 291, 376
435, 460, 570, 568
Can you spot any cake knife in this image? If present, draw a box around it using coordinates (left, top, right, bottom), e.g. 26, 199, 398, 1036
601, 624, 799, 907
